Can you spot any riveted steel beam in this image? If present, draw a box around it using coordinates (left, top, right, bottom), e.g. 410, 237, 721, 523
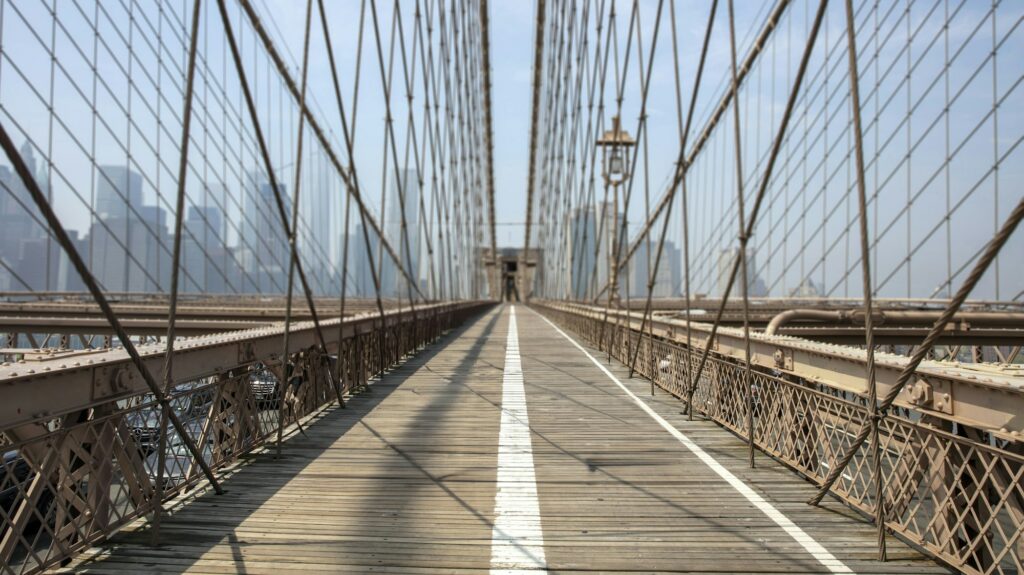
0, 301, 489, 430
535, 301, 1024, 440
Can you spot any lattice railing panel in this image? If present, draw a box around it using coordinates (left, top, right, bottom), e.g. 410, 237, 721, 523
536, 303, 1024, 575
0, 303, 482, 575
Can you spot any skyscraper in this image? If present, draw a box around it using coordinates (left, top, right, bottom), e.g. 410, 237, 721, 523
238, 173, 288, 292
716, 246, 768, 298
566, 205, 597, 299
351, 222, 380, 297
630, 240, 681, 298
0, 142, 59, 291
183, 199, 229, 293
96, 166, 142, 219
385, 169, 421, 297
91, 165, 168, 292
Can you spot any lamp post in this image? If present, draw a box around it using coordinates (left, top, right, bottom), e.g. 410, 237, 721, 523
596, 115, 635, 307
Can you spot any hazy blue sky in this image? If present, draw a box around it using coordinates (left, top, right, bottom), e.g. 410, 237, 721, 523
257, 0, 775, 246
1, 0, 1020, 299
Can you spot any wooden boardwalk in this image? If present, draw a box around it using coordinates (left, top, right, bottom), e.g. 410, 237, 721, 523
65, 305, 949, 574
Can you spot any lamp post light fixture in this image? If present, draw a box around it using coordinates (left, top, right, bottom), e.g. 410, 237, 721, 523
597, 115, 635, 185
596, 115, 635, 306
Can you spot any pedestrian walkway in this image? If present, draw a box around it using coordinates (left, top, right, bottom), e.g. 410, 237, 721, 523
65, 305, 948, 574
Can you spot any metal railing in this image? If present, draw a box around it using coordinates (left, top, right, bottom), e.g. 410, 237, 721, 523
535, 302, 1024, 575
0, 302, 488, 575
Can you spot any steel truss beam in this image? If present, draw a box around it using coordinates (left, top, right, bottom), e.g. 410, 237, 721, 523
536, 301, 1024, 440
0, 301, 487, 431
534, 301, 1024, 575
0, 298, 389, 322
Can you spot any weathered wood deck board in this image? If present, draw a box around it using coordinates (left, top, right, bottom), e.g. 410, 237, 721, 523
61, 305, 948, 574
515, 306, 948, 574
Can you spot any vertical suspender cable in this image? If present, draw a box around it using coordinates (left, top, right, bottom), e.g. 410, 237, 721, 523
841, 0, 886, 559
153, 0, 206, 543
686, 0, 829, 416
522, 0, 547, 300
725, 0, 756, 468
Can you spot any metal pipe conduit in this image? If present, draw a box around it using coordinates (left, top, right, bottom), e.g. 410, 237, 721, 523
533, 300, 1024, 439
764, 309, 1024, 335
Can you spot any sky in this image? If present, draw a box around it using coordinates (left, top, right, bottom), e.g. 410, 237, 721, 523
0, 0, 1020, 300
257, 0, 539, 247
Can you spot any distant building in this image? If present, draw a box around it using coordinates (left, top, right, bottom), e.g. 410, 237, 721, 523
789, 278, 821, 298
630, 240, 681, 298
0, 142, 58, 291
383, 169, 421, 297
90, 165, 169, 292
566, 206, 597, 299
716, 247, 768, 297
183, 200, 233, 293
351, 223, 380, 298
564, 202, 627, 300
238, 174, 288, 293
56, 230, 87, 292
95, 166, 142, 219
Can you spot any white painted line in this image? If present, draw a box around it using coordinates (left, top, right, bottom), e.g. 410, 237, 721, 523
491, 305, 548, 574
534, 310, 854, 575
820, 460, 855, 482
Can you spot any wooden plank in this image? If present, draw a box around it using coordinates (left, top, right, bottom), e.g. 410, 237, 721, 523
60, 305, 949, 574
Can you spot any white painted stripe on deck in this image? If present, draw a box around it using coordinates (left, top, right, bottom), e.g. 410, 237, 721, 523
490, 305, 548, 573
535, 310, 854, 574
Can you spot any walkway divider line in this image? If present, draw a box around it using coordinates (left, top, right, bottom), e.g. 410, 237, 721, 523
491, 305, 549, 573
533, 309, 854, 575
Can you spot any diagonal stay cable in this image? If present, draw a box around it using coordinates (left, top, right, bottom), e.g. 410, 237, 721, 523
0, 121, 223, 495
236, 0, 424, 300
627, 0, 717, 392
809, 192, 1024, 506
315, 0, 387, 326
215, 0, 342, 419
600, 0, 663, 357
276, 0, 346, 461
591, 0, 793, 303
153, 0, 205, 543
841, 0, 885, 559
369, 0, 421, 312
314, 0, 384, 389
685, 0, 829, 423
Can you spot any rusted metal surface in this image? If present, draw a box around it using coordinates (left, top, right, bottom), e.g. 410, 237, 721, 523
0, 316, 274, 337
764, 309, 1024, 336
